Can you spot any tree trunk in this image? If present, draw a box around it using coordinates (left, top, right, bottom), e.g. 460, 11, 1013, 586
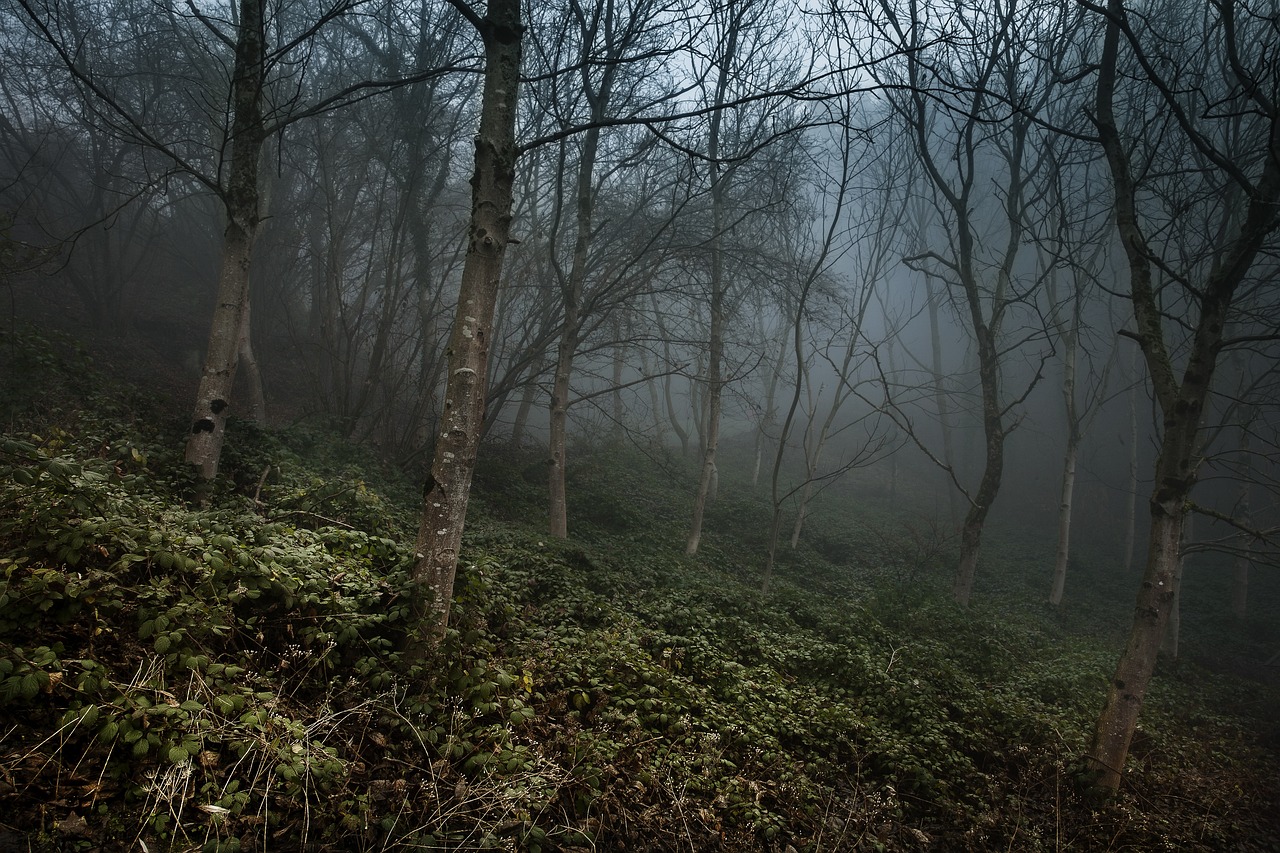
663, 367, 690, 457
924, 270, 960, 528
1086, 506, 1183, 790
413, 0, 522, 637
610, 314, 626, 441
654, 305, 690, 456
1083, 0, 1278, 790
509, 357, 543, 447
686, 279, 723, 554
1231, 539, 1250, 622
547, 116, 603, 539
548, 315, 578, 538
1121, 356, 1139, 576
641, 349, 666, 446
951, 331, 1004, 607
184, 0, 265, 481
752, 328, 787, 488
685, 9, 740, 555
1048, 431, 1079, 608
237, 300, 267, 424
1162, 514, 1190, 662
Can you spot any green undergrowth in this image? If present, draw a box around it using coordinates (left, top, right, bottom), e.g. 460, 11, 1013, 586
1, 330, 1278, 851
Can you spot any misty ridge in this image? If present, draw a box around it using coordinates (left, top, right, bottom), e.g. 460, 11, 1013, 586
1, 0, 1279, 850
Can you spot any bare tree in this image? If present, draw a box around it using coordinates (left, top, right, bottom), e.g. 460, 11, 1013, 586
685, 0, 803, 554
413, 0, 522, 638
865, 0, 1061, 605
1082, 0, 1280, 793
14, 0, 472, 479
1035, 148, 1117, 609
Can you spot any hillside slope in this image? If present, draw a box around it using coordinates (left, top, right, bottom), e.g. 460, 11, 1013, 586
1, 329, 1277, 851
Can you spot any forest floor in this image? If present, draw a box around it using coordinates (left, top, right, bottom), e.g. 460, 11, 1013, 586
1, 327, 1278, 851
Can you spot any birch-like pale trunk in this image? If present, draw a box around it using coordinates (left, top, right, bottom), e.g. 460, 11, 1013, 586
547, 125, 599, 538
1048, 264, 1081, 609
414, 0, 522, 637
183, 0, 264, 479
184, 0, 266, 480
686, 258, 723, 553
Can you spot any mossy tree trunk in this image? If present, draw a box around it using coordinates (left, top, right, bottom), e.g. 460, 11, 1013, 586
413, 0, 523, 637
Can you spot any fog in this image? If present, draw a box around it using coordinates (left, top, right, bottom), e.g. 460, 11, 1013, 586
2, 0, 1279, 804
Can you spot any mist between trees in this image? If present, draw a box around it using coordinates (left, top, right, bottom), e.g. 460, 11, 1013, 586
2, 0, 1278, 796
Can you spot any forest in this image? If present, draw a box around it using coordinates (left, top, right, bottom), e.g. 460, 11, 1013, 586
1, 0, 1279, 850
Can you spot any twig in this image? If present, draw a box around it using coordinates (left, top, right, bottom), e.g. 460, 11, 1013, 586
253, 465, 271, 511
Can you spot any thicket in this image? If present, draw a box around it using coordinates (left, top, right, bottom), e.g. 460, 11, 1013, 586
1, 329, 1277, 851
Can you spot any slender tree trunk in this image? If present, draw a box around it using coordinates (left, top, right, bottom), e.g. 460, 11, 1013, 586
1231, 534, 1250, 622
752, 328, 787, 488
184, 0, 265, 480
641, 349, 666, 445
548, 314, 578, 538
924, 268, 960, 528
547, 122, 601, 539
789, 473, 817, 549
237, 301, 267, 424
509, 357, 543, 447
413, 0, 522, 637
686, 277, 723, 554
952, 330, 1004, 606
664, 368, 690, 457
654, 305, 690, 456
1048, 431, 1079, 608
611, 314, 626, 441
686, 10, 739, 555
1122, 356, 1140, 576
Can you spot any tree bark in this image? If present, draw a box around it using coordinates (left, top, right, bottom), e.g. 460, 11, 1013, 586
686, 256, 723, 554
1161, 514, 1189, 662
951, 333, 1005, 607
1048, 430, 1079, 608
413, 0, 522, 637
237, 300, 267, 424
183, 0, 266, 480
1048, 266, 1081, 609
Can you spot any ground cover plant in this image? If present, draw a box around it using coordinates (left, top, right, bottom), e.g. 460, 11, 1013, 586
1, 330, 1278, 851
